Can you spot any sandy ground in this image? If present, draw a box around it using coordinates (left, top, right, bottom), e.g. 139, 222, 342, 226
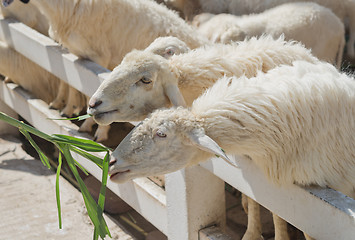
0, 134, 134, 240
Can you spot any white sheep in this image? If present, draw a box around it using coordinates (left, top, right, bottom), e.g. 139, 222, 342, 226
109, 60, 355, 240
4, 0, 208, 141
88, 36, 318, 125
8, 0, 206, 69
88, 36, 318, 240
171, 0, 355, 58
195, 2, 345, 69
227, 0, 355, 58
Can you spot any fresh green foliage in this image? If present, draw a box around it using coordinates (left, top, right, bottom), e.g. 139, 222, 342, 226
0, 112, 111, 239
48, 114, 92, 121
52, 134, 111, 152
56, 153, 63, 229
70, 146, 105, 169
19, 128, 51, 169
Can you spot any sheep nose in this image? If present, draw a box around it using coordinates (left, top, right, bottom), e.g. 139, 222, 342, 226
109, 158, 117, 167
89, 99, 102, 109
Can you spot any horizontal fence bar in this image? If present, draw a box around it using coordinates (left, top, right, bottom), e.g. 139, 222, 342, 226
0, 81, 168, 235
200, 156, 355, 240
0, 18, 109, 97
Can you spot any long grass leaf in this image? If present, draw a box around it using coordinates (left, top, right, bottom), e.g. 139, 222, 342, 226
52, 134, 110, 152
93, 228, 98, 240
74, 159, 89, 176
56, 153, 63, 229
0, 112, 52, 140
70, 146, 103, 169
19, 129, 51, 169
48, 114, 92, 121
61, 144, 109, 239
97, 152, 111, 237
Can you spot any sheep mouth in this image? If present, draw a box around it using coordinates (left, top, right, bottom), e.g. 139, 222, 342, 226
109, 169, 130, 180
93, 109, 119, 119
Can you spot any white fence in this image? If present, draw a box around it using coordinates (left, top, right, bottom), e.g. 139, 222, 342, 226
1, 18, 355, 240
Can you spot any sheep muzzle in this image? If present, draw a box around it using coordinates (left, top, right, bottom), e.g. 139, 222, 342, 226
2, 0, 29, 7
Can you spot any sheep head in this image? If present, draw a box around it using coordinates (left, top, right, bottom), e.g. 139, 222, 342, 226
88, 50, 186, 125
108, 107, 232, 183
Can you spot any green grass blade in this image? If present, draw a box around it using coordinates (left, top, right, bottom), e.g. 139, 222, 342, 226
56, 153, 63, 229
48, 114, 92, 121
93, 152, 111, 240
61, 144, 110, 239
19, 129, 51, 169
0, 112, 52, 140
52, 134, 111, 152
74, 159, 89, 176
93, 228, 98, 240
97, 152, 111, 237
70, 146, 103, 169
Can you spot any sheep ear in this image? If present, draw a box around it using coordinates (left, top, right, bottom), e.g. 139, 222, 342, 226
187, 130, 239, 168
164, 83, 187, 107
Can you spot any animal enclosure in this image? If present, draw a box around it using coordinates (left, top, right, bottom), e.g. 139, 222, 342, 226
0, 18, 355, 240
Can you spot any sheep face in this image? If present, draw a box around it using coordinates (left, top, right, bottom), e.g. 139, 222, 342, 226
109, 112, 198, 183
109, 108, 232, 183
88, 50, 185, 124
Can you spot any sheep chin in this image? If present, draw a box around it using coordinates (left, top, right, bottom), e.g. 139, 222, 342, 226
92, 110, 118, 125
109, 170, 131, 183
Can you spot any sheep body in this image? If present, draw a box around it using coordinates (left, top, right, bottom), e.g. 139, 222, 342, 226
109, 60, 355, 200
227, 0, 355, 57
0, 3, 60, 105
29, 0, 206, 70
0, 41, 59, 104
88, 36, 318, 125
172, 0, 355, 57
196, 2, 345, 68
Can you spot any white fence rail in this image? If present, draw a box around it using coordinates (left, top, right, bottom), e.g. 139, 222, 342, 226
1, 18, 355, 240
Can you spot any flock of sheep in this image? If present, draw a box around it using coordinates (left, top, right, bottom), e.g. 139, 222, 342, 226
1, 0, 355, 239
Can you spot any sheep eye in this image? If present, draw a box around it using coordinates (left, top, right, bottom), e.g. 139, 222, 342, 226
140, 76, 152, 84
156, 130, 167, 138
166, 49, 174, 55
